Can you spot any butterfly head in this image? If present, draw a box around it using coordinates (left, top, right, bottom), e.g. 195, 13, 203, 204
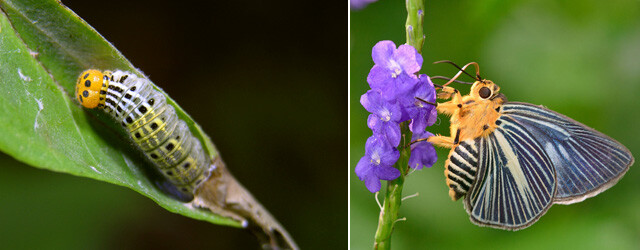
76, 69, 107, 109
470, 79, 507, 103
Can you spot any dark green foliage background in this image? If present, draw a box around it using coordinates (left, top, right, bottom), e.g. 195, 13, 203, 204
0, 0, 346, 249
351, 0, 640, 249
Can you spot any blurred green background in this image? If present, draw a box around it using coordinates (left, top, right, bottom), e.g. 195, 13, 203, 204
0, 0, 345, 249
351, 0, 640, 249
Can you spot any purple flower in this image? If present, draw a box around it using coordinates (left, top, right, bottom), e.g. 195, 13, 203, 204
356, 40, 439, 193
350, 0, 377, 10
367, 41, 423, 101
369, 71, 420, 102
356, 135, 401, 193
371, 41, 422, 76
361, 90, 402, 145
405, 75, 437, 133
409, 131, 437, 170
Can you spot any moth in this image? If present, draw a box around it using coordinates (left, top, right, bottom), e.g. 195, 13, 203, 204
75, 69, 212, 199
426, 61, 634, 230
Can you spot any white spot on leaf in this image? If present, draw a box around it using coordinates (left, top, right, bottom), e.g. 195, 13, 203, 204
33, 98, 43, 130
18, 68, 31, 82
28, 49, 39, 58
90, 166, 102, 174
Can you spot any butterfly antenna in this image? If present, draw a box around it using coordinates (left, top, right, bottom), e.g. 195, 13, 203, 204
434, 61, 481, 86
431, 76, 474, 85
433, 60, 477, 80
469, 62, 482, 80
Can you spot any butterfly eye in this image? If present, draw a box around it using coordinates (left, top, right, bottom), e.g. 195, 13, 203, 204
478, 87, 492, 99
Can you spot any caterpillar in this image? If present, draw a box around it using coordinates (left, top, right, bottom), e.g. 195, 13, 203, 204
75, 69, 212, 198
75, 69, 299, 249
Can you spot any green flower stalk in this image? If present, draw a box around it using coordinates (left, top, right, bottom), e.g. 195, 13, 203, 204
370, 0, 428, 249
373, 123, 410, 250
406, 0, 426, 53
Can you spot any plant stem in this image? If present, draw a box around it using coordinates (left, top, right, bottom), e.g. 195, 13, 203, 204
373, 1, 425, 249
373, 123, 411, 250
406, 0, 426, 53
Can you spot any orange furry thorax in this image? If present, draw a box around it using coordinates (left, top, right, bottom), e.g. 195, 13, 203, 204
428, 80, 507, 149
447, 88, 505, 144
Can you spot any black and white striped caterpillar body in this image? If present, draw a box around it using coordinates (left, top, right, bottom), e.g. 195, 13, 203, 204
76, 70, 300, 250
75, 69, 212, 198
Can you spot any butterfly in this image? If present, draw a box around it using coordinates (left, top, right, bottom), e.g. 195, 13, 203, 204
425, 61, 634, 230
75, 69, 212, 200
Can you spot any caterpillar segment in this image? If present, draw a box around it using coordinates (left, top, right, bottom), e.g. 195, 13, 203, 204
75, 69, 211, 195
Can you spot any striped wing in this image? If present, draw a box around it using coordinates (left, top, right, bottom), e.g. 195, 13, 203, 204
502, 102, 634, 204
464, 115, 556, 230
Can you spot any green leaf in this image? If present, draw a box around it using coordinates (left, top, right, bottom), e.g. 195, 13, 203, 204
0, 0, 240, 227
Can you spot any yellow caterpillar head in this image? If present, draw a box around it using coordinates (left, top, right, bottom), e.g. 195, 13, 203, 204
76, 69, 106, 109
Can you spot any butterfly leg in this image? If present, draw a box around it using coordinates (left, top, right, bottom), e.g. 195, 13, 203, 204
436, 85, 459, 100
428, 86, 463, 149
427, 135, 454, 149
435, 86, 463, 117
